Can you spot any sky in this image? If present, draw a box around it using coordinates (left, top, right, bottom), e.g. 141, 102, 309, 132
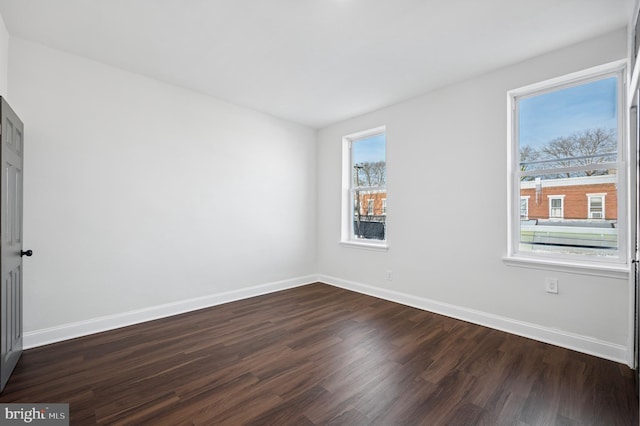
518, 76, 618, 149
352, 133, 386, 164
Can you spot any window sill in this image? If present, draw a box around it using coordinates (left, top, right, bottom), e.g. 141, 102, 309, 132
340, 240, 389, 252
502, 255, 629, 279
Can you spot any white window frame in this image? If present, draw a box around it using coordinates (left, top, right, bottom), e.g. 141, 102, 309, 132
587, 193, 606, 219
548, 195, 565, 220
341, 126, 388, 250
505, 60, 628, 276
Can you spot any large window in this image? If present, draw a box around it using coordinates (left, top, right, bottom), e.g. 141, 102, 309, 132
342, 126, 387, 247
507, 61, 626, 267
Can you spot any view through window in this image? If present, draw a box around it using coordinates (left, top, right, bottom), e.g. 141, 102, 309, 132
511, 66, 624, 262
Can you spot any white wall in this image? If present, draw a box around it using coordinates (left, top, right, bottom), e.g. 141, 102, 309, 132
8, 38, 317, 338
317, 29, 631, 363
0, 13, 9, 97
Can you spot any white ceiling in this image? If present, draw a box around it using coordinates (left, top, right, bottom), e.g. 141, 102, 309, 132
0, 0, 632, 128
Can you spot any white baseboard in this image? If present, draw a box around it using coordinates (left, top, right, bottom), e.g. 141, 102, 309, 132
318, 274, 629, 366
23, 275, 317, 350
24, 274, 629, 366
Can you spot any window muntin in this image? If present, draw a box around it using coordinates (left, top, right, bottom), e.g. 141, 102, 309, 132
508, 63, 626, 264
342, 127, 387, 244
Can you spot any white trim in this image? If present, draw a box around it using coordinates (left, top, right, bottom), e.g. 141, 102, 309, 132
25, 274, 630, 366
339, 240, 389, 251
509, 60, 627, 98
343, 125, 386, 142
23, 275, 317, 349
318, 274, 629, 365
503, 255, 629, 279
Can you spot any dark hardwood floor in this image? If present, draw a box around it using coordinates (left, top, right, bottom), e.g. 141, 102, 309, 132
0, 283, 637, 425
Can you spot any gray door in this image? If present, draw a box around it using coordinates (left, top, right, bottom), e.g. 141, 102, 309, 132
0, 98, 26, 392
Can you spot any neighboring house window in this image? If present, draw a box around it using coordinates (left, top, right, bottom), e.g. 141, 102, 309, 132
507, 61, 626, 267
588, 193, 606, 219
341, 126, 387, 246
520, 197, 529, 220
382, 198, 387, 215
548, 196, 564, 219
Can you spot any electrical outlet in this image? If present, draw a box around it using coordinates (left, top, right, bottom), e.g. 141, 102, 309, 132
545, 277, 559, 294
386, 270, 393, 281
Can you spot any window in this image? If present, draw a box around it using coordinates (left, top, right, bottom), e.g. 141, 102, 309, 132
548, 196, 564, 219
520, 197, 529, 220
587, 194, 605, 219
342, 126, 387, 247
507, 61, 626, 267
367, 199, 374, 215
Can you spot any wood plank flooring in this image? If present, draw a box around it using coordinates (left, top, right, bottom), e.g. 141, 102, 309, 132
0, 283, 637, 425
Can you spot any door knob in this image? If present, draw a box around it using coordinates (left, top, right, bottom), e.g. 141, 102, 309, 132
20, 250, 32, 257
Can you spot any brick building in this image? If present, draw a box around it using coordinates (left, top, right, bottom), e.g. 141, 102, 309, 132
357, 189, 387, 216
520, 174, 617, 222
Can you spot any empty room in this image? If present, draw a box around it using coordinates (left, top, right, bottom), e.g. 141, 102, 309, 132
0, 0, 637, 424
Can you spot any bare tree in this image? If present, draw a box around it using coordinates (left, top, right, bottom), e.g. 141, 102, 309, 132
540, 128, 616, 177
519, 145, 540, 180
355, 161, 386, 186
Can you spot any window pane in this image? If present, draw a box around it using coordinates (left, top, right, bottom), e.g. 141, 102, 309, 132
514, 71, 621, 260
350, 132, 386, 241
519, 77, 618, 175
519, 173, 617, 256
352, 133, 386, 187
589, 195, 604, 219
352, 190, 386, 240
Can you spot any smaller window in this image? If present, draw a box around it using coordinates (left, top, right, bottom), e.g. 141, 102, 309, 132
341, 126, 387, 246
382, 198, 387, 215
520, 197, 529, 220
587, 193, 606, 219
548, 196, 564, 219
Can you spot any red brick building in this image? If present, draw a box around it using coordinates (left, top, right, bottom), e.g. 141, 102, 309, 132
520, 175, 617, 222
357, 190, 387, 216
